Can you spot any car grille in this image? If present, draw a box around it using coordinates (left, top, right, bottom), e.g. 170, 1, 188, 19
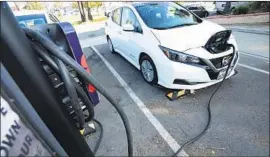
206, 53, 237, 80
210, 54, 233, 69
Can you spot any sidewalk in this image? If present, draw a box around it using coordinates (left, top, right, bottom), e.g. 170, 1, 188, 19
222, 23, 269, 35
206, 12, 269, 26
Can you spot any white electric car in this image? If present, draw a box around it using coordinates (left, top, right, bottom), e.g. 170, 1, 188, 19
105, 2, 239, 90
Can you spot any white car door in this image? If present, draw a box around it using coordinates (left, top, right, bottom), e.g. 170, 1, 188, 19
109, 8, 122, 52
118, 7, 145, 67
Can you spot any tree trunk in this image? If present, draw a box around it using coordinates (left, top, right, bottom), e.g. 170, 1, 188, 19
78, 1, 86, 22
14, 2, 20, 11
87, 8, 93, 21
223, 2, 231, 14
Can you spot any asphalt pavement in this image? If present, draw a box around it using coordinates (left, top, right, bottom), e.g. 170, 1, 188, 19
80, 29, 269, 156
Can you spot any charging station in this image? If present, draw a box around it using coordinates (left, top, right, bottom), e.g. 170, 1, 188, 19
1, 3, 95, 156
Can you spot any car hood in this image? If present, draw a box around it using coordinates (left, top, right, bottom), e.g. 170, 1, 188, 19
151, 20, 226, 52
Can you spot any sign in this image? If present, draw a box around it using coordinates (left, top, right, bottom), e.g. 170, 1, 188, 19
1, 97, 52, 157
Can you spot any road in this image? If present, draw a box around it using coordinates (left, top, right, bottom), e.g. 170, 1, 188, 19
79, 29, 269, 156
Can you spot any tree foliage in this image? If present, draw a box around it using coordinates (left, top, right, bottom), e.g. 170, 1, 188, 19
82, 2, 102, 21
72, 2, 78, 9
23, 2, 44, 10
53, 2, 63, 9
82, 2, 102, 8
232, 6, 249, 15
72, 1, 103, 22
175, 2, 184, 5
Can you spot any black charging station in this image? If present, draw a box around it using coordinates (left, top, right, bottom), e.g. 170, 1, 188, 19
1, 2, 95, 156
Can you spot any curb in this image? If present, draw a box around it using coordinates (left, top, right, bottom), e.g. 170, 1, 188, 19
206, 12, 270, 19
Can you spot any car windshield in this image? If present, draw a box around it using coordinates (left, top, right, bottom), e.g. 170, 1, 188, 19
134, 2, 201, 30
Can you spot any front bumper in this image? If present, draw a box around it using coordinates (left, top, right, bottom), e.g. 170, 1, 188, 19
157, 47, 239, 90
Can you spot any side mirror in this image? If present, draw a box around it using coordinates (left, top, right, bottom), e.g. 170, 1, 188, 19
122, 24, 135, 31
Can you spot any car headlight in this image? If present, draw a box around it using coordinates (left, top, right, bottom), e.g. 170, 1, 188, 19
159, 45, 200, 63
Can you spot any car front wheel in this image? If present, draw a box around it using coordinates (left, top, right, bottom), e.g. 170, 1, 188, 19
107, 36, 116, 54
140, 55, 158, 85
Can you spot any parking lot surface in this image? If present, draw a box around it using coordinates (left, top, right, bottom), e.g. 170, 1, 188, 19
82, 31, 269, 156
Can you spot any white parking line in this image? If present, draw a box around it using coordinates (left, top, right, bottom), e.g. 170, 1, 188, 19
90, 46, 188, 157
240, 51, 269, 60
238, 63, 269, 74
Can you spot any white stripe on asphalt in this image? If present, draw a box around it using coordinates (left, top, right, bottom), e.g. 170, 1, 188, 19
91, 46, 188, 156
240, 52, 269, 60
238, 63, 269, 74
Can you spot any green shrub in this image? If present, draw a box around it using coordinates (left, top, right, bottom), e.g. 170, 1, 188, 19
249, 2, 270, 12
250, 2, 262, 10
260, 2, 270, 11
232, 6, 249, 15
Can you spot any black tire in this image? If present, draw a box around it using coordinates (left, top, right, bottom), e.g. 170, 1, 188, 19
204, 12, 209, 17
139, 55, 158, 85
107, 36, 116, 54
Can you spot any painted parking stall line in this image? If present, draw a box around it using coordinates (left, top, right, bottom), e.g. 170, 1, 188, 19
239, 51, 269, 60
238, 63, 269, 75
90, 46, 189, 156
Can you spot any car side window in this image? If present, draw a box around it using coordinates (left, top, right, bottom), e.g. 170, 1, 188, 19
189, 6, 198, 10
112, 8, 121, 25
199, 6, 205, 10
121, 7, 142, 33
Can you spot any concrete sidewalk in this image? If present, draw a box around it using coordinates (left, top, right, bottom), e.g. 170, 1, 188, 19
222, 23, 269, 35
74, 21, 105, 40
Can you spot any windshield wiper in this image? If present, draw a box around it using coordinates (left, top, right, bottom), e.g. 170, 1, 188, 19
168, 23, 198, 29
152, 23, 198, 30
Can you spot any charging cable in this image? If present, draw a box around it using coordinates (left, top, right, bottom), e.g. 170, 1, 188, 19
173, 44, 235, 156
24, 27, 235, 157
24, 28, 133, 157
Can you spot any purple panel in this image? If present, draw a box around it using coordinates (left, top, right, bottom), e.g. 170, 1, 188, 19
58, 22, 99, 105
